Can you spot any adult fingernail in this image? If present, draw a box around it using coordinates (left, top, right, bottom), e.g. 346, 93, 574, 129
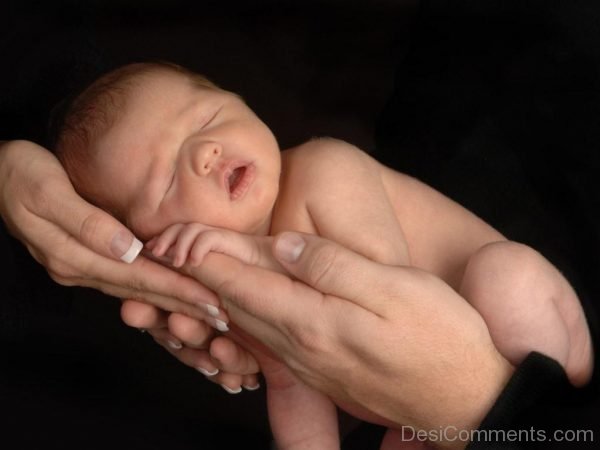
221, 385, 242, 394
243, 383, 261, 391
197, 366, 219, 377
275, 232, 306, 263
204, 304, 220, 317
112, 230, 143, 263
167, 339, 183, 350
206, 317, 229, 332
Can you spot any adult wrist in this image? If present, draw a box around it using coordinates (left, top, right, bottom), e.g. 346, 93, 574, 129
438, 350, 515, 450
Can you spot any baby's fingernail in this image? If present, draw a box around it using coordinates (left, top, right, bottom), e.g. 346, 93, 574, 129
221, 385, 242, 394
167, 339, 183, 350
275, 232, 306, 263
204, 304, 220, 317
197, 366, 219, 377
243, 383, 261, 391
112, 230, 143, 263
145, 237, 157, 249
207, 317, 229, 332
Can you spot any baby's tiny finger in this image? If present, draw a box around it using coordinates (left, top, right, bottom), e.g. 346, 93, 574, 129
172, 226, 203, 267
153, 223, 184, 256
145, 236, 157, 250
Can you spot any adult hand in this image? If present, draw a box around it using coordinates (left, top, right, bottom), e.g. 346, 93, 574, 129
120, 299, 261, 393
0, 140, 220, 320
186, 231, 515, 449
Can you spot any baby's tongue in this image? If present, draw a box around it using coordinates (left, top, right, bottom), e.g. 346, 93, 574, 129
228, 167, 244, 192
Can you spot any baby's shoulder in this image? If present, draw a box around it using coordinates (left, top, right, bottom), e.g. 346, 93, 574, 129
281, 137, 379, 182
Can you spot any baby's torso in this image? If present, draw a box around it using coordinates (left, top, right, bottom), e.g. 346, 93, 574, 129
272, 142, 504, 290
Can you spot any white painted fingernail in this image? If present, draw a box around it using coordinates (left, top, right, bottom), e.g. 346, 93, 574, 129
167, 340, 182, 350
221, 385, 242, 394
205, 304, 220, 317
207, 317, 229, 332
116, 234, 143, 263
215, 319, 229, 332
197, 367, 219, 376
243, 383, 261, 391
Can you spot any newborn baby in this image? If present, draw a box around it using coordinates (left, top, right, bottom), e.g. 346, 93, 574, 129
54, 61, 592, 450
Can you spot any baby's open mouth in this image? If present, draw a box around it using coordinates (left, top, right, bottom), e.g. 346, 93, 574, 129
228, 166, 246, 193
225, 163, 255, 200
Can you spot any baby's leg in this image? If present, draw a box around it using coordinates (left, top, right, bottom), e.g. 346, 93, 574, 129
244, 338, 340, 450
459, 241, 592, 386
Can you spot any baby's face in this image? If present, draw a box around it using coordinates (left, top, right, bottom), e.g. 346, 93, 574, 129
90, 70, 281, 239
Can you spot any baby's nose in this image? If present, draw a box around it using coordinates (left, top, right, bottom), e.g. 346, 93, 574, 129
192, 142, 222, 176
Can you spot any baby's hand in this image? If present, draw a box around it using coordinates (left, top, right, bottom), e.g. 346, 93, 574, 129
146, 223, 283, 272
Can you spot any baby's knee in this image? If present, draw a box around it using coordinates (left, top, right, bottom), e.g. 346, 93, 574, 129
460, 241, 564, 314
464, 241, 546, 288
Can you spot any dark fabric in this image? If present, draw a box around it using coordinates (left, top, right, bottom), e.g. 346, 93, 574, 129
374, 0, 600, 448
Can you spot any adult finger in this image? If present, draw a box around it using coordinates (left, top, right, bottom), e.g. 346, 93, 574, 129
190, 252, 320, 344
272, 232, 411, 315
56, 241, 223, 318
167, 313, 214, 349
157, 341, 220, 376
44, 180, 144, 263
91, 278, 216, 322
209, 335, 260, 375
121, 300, 168, 329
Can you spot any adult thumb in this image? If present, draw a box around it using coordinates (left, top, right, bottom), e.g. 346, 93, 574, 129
272, 231, 385, 311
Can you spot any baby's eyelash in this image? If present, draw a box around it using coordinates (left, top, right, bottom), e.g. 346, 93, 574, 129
202, 105, 222, 129
165, 168, 176, 196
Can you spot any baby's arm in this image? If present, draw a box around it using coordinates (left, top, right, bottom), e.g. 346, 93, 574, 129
147, 222, 284, 272
149, 222, 341, 450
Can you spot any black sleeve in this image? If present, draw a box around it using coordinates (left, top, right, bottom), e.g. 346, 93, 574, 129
470, 280, 599, 450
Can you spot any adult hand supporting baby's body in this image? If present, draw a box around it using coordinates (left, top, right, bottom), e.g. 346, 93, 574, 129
183, 231, 515, 448
0, 140, 220, 320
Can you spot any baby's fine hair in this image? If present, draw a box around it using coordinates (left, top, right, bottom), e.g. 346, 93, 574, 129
53, 61, 217, 209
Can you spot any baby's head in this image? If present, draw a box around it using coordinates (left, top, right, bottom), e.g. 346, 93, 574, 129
55, 62, 281, 240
